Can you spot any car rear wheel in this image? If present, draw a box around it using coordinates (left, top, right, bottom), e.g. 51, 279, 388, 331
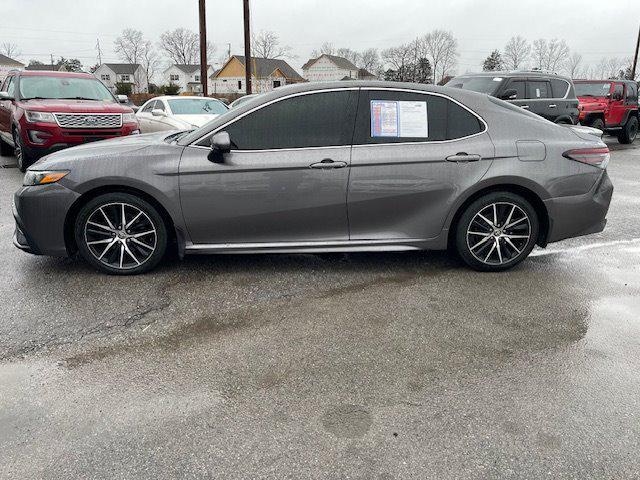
618, 116, 638, 144
455, 192, 539, 272
74, 193, 167, 275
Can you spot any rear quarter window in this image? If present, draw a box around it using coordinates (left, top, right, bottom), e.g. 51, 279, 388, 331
550, 79, 570, 98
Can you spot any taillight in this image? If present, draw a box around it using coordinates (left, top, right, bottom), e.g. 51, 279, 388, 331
563, 147, 610, 169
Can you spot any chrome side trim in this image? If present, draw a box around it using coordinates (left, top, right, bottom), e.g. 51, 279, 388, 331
185, 238, 426, 254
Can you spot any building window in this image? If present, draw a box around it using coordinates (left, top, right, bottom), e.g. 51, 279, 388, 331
101, 74, 110, 81
195, 75, 200, 82
238, 80, 242, 90
273, 80, 282, 88
121, 74, 130, 82
170, 74, 179, 82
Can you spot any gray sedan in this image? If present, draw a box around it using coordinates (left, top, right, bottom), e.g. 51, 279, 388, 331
12, 81, 613, 274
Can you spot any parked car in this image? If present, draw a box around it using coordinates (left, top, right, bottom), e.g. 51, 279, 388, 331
13, 81, 612, 275
446, 71, 579, 125
118, 96, 139, 113
574, 79, 638, 144
229, 94, 259, 109
136, 96, 228, 133
0, 71, 139, 171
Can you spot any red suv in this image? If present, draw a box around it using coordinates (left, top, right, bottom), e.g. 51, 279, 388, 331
574, 79, 639, 144
0, 71, 140, 171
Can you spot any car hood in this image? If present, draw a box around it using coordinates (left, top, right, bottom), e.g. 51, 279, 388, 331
577, 96, 607, 109
17, 99, 132, 113
33, 131, 172, 170
174, 114, 220, 127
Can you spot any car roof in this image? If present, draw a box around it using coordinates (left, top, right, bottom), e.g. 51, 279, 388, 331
16, 70, 96, 79
574, 79, 636, 84
452, 71, 572, 82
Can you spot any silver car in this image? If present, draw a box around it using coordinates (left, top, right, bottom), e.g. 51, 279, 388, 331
13, 81, 613, 275
136, 96, 228, 133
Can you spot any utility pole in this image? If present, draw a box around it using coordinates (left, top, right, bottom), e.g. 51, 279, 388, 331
198, 0, 208, 96
243, 0, 252, 95
632, 23, 640, 81
96, 39, 102, 66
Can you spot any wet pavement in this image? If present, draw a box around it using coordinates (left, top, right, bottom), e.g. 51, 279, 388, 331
1, 141, 639, 479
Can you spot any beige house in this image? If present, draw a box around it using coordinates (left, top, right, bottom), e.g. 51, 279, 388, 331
302, 54, 359, 82
211, 55, 303, 95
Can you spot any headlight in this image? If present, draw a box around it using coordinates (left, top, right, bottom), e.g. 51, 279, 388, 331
24, 111, 56, 123
23, 170, 69, 186
122, 113, 137, 124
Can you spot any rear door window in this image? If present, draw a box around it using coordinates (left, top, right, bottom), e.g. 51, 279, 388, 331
353, 90, 483, 144
527, 81, 551, 99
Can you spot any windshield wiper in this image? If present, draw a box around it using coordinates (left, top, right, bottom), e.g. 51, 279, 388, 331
60, 97, 100, 101
20, 96, 49, 101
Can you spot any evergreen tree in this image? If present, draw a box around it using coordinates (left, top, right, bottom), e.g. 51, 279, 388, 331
482, 50, 504, 71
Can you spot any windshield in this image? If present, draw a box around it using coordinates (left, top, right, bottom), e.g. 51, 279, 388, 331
574, 82, 611, 97
19, 76, 115, 101
168, 98, 228, 115
446, 76, 504, 95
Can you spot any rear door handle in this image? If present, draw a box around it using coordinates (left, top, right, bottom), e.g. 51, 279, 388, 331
310, 159, 347, 169
548, 104, 557, 108
446, 153, 482, 163
521, 105, 530, 110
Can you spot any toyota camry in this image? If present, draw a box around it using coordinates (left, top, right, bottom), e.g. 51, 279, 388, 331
12, 81, 613, 274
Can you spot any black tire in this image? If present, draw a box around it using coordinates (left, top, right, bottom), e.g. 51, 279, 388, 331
0, 135, 13, 157
74, 192, 168, 275
588, 117, 605, 131
617, 116, 638, 144
455, 192, 539, 272
13, 129, 34, 172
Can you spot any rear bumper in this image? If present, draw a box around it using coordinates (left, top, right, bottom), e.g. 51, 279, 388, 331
13, 183, 80, 256
544, 170, 613, 243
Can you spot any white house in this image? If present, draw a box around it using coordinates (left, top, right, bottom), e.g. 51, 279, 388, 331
94, 63, 148, 94
210, 55, 304, 95
0, 54, 24, 83
163, 64, 215, 94
302, 54, 359, 82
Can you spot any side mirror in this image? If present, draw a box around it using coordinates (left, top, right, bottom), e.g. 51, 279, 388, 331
0, 91, 14, 101
208, 131, 231, 162
501, 89, 518, 100
117, 94, 128, 104
151, 109, 166, 117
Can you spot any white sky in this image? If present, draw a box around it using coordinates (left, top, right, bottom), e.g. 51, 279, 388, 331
3, 0, 639, 75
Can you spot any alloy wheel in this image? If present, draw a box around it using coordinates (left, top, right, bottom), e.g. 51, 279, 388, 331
84, 202, 158, 270
466, 202, 531, 266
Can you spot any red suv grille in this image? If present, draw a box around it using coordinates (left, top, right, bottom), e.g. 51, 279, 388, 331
54, 113, 122, 129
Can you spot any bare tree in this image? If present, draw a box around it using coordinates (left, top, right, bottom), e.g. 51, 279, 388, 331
160, 28, 198, 65
381, 43, 413, 74
311, 42, 335, 58
421, 30, 458, 84
336, 48, 360, 67
0, 42, 21, 59
565, 52, 583, 78
114, 29, 162, 92
359, 48, 381, 73
251, 30, 293, 59
503, 36, 530, 70
532, 38, 569, 72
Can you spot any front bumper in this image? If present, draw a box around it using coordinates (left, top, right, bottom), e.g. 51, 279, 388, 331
13, 182, 81, 257
544, 170, 613, 244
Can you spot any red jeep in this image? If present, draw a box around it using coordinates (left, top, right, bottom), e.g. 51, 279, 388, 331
0, 71, 140, 171
574, 79, 639, 144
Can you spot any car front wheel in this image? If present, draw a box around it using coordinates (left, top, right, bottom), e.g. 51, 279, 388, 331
455, 192, 539, 272
74, 192, 168, 275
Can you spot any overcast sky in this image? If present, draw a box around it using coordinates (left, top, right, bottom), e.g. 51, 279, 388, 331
3, 0, 639, 75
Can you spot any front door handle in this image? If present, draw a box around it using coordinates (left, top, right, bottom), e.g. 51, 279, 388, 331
521, 105, 530, 110
446, 152, 482, 163
548, 104, 557, 108
310, 159, 347, 169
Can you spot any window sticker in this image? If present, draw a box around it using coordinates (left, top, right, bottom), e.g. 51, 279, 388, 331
371, 100, 428, 138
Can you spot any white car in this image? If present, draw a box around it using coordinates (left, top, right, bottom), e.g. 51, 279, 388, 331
136, 96, 229, 133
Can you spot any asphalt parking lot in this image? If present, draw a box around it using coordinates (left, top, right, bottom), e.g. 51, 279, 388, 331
1, 141, 639, 479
